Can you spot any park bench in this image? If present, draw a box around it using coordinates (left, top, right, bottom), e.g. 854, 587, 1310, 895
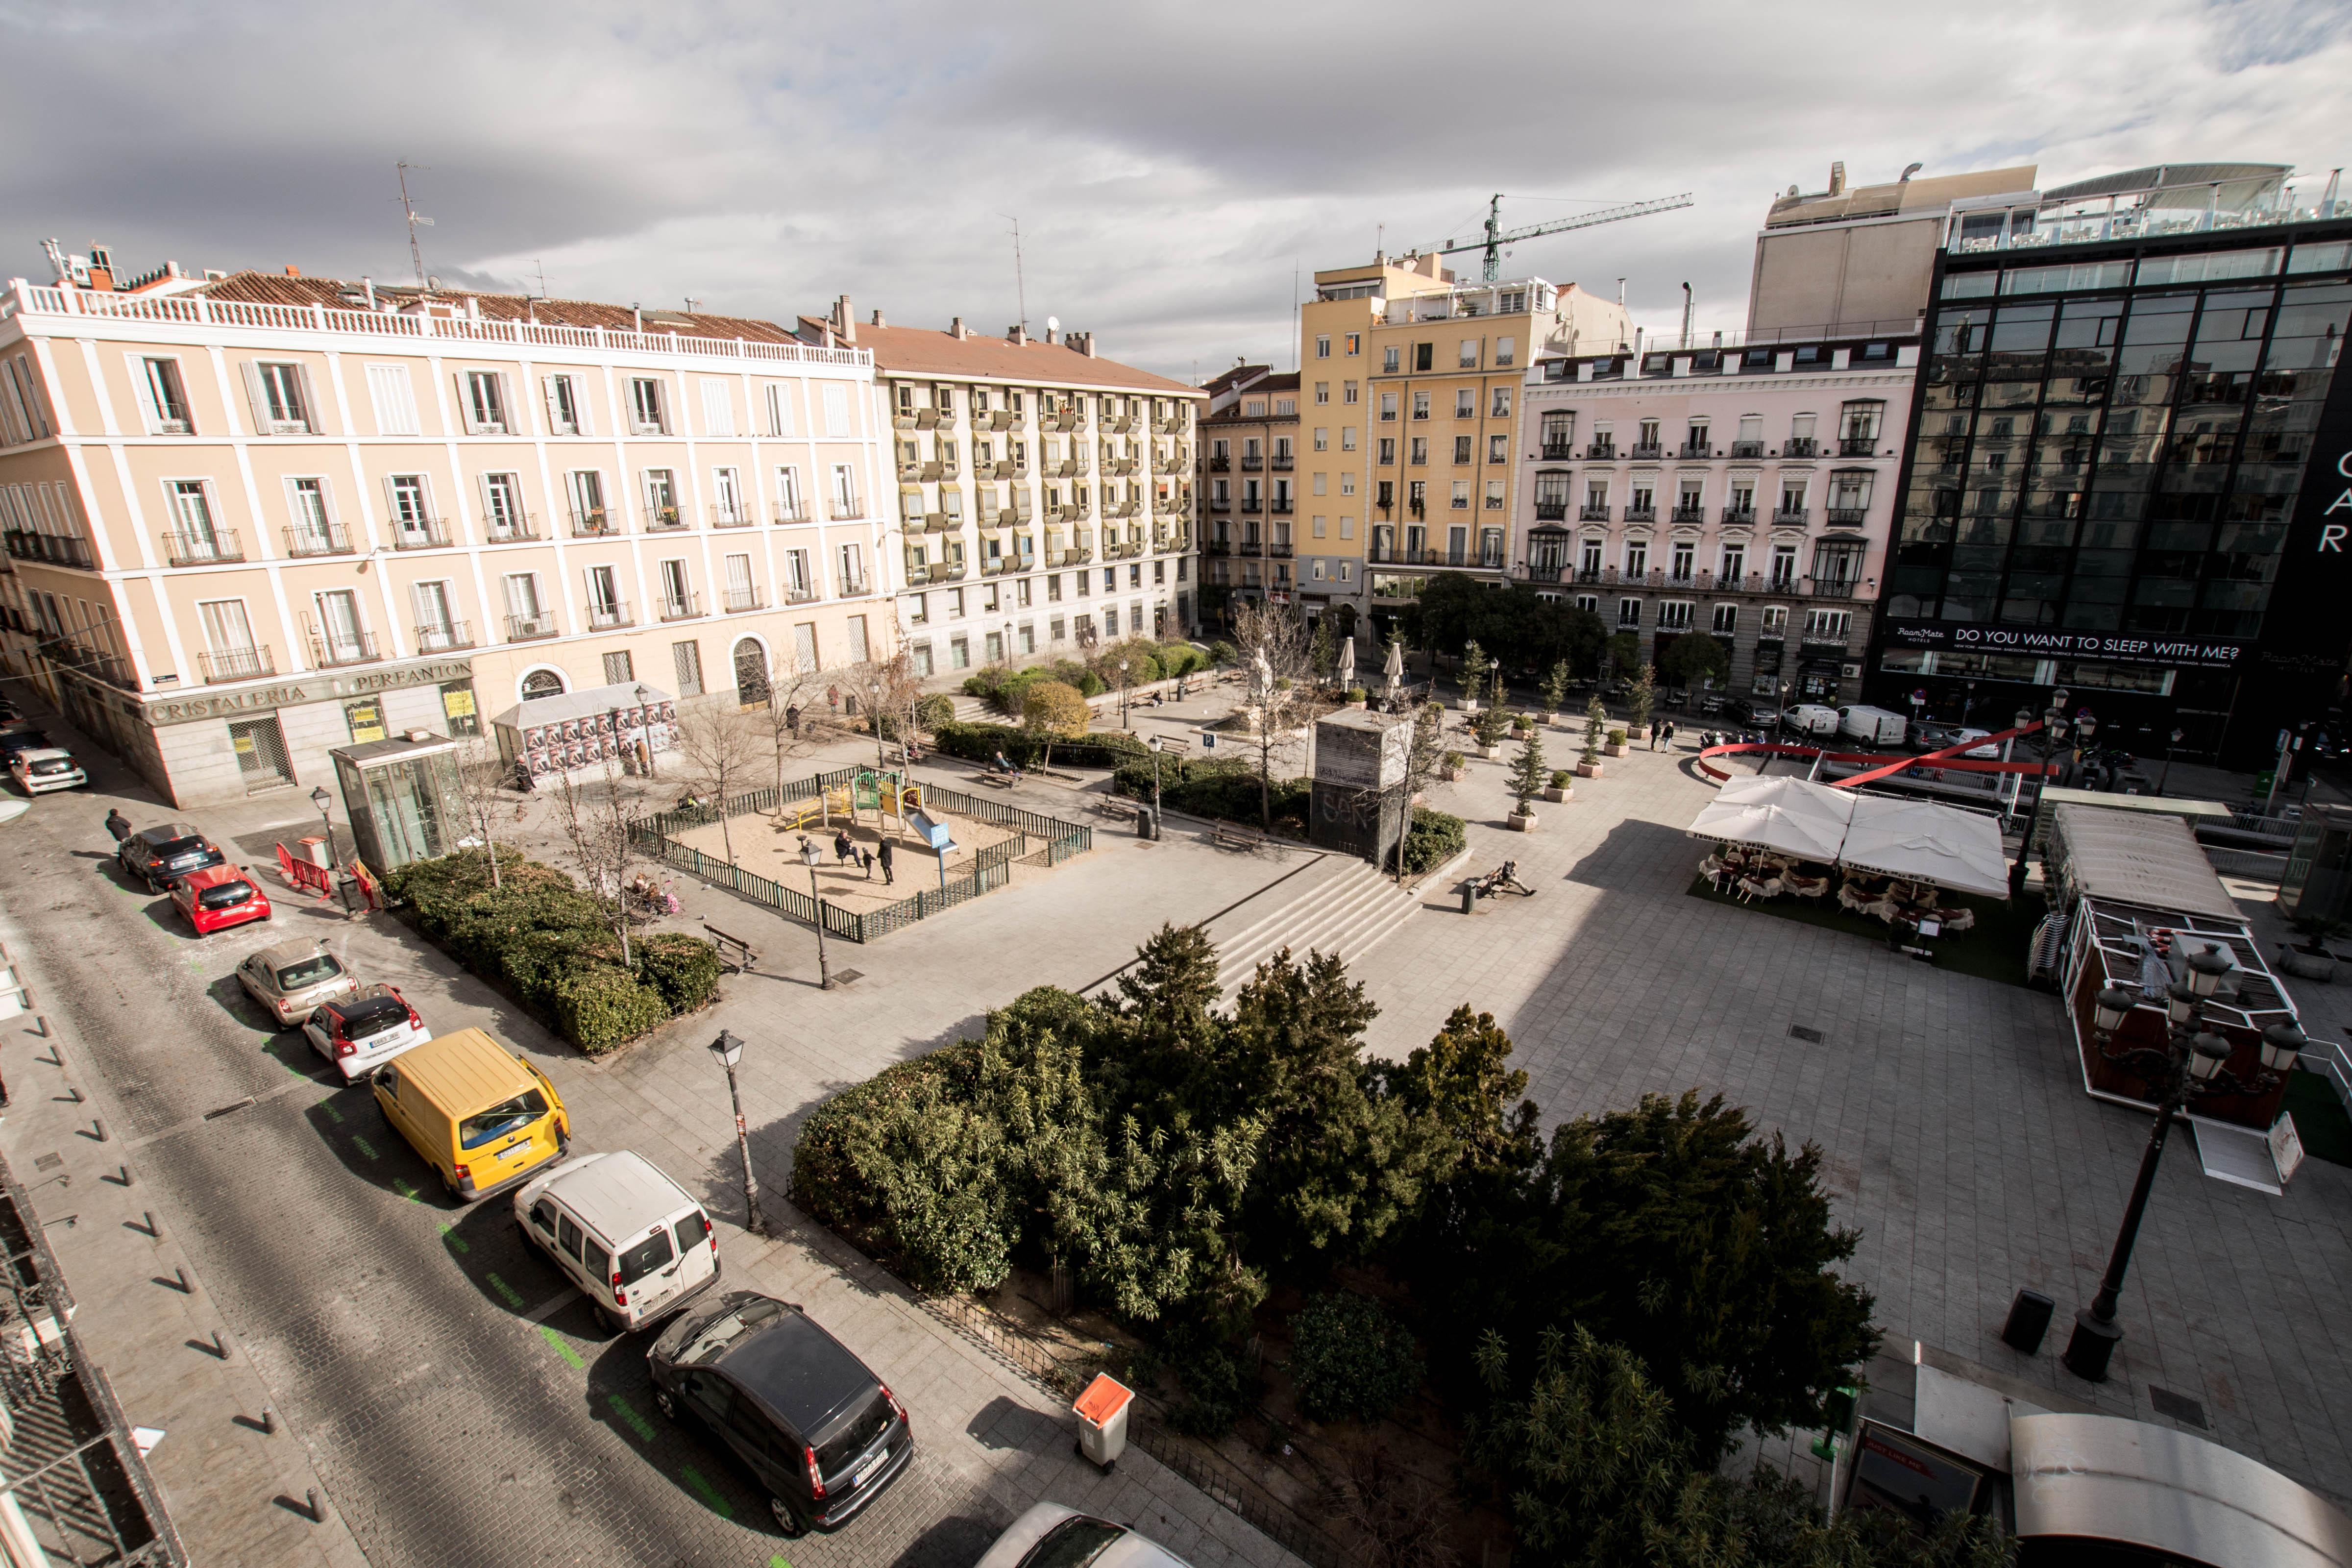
702, 924, 759, 974
975, 771, 1018, 790
1208, 821, 1269, 852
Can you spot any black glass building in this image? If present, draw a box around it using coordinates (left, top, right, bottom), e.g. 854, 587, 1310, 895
1864, 164, 2352, 767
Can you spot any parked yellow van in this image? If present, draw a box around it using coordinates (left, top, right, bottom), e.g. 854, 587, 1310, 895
371, 1028, 571, 1201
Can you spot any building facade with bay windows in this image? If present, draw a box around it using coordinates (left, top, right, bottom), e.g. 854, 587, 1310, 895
1864, 163, 2352, 766
1515, 329, 1916, 706
0, 256, 891, 807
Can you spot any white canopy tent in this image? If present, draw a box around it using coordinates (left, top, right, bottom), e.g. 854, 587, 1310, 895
1838, 795, 2011, 898
1685, 776, 1855, 863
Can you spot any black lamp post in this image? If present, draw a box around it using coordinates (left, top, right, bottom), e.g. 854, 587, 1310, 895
635, 681, 656, 779
1774, 679, 1792, 735
708, 1030, 767, 1236
2157, 728, 2186, 796
2008, 688, 2070, 898
2064, 948, 2303, 1381
796, 836, 834, 990
1147, 733, 1164, 837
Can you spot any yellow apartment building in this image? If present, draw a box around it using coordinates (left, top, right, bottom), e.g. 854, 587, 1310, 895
0, 255, 892, 807
1196, 366, 1299, 627
795, 298, 1201, 678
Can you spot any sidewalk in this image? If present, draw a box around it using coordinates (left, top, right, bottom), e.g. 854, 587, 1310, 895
0, 953, 369, 1568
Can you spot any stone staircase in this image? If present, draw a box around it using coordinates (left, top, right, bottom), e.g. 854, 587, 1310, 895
1203, 854, 1424, 996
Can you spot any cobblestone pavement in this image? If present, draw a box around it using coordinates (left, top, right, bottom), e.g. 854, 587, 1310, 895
1372, 725, 2352, 1508
0, 691, 1306, 1567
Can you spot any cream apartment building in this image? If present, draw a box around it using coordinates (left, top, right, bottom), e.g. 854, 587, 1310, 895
1197, 368, 1299, 628
0, 259, 890, 807
794, 299, 1202, 679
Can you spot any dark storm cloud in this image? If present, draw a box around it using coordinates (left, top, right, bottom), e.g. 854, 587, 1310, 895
1, 0, 2344, 379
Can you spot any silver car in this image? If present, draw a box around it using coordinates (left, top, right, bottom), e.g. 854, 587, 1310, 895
975, 1503, 1195, 1568
234, 938, 359, 1027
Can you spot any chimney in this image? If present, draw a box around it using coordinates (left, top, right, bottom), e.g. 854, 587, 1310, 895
1072, 332, 1097, 358
833, 294, 856, 345
632, 302, 643, 332
86, 245, 114, 292
1009, 324, 1029, 345
285, 264, 302, 277
1044, 324, 1057, 345
1828, 161, 1846, 196
950, 316, 968, 340
362, 275, 376, 309
871, 309, 886, 328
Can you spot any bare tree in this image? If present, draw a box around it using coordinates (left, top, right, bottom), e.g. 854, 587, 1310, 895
836, 651, 925, 770
1093, 637, 1153, 729
449, 739, 514, 889
672, 703, 764, 862
752, 660, 826, 808
550, 751, 638, 964
1230, 599, 1315, 831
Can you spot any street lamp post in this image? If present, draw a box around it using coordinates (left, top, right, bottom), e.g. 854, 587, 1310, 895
1147, 733, 1164, 838
309, 785, 357, 916
634, 682, 656, 779
2008, 688, 2070, 898
2064, 951, 2302, 1380
1774, 680, 1792, 734
708, 1030, 768, 1236
796, 836, 835, 990
2157, 728, 2186, 796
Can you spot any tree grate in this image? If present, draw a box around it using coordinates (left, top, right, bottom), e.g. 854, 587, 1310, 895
2149, 1386, 2207, 1428
1789, 1025, 1826, 1044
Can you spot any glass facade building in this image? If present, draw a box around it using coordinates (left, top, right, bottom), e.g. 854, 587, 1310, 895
1866, 173, 2352, 766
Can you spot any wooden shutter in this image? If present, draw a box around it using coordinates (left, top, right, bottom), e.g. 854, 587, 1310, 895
294, 364, 322, 434
239, 361, 273, 435
455, 371, 481, 434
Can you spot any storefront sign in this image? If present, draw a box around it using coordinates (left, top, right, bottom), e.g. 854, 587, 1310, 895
1881, 620, 2248, 669
144, 658, 475, 728
344, 697, 387, 744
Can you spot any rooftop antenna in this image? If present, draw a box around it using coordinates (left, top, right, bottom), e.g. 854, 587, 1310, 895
394, 161, 433, 288
534, 259, 549, 299
1002, 214, 1029, 335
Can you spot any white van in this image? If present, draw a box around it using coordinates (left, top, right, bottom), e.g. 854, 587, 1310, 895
514, 1152, 720, 1332
1785, 704, 1840, 737
1837, 705, 1910, 746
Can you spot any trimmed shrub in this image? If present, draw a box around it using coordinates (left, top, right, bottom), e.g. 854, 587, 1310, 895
553, 965, 672, 1052
1207, 639, 1238, 668
934, 719, 1148, 770
635, 932, 722, 1014
1170, 1343, 1252, 1439
1288, 1292, 1420, 1424
1401, 807, 1465, 874
914, 693, 956, 731
1111, 755, 1310, 835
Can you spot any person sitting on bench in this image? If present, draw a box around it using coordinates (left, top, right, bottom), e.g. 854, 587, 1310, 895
991, 750, 1024, 780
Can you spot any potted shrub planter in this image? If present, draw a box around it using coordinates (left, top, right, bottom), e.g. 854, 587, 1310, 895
1442, 751, 1470, 783
1544, 770, 1573, 804
2279, 918, 2347, 981
1482, 743, 1504, 761
1604, 728, 1628, 757
1508, 806, 1539, 832
1576, 758, 1604, 778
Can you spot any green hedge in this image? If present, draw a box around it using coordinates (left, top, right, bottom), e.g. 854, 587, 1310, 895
1111, 754, 1310, 836
1402, 807, 1465, 874
1289, 1292, 1420, 1424
962, 660, 1106, 711
382, 847, 721, 1054
933, 719, 1151, 770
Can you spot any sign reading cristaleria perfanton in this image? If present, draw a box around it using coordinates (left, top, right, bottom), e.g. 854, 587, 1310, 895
144, 659, 476, 727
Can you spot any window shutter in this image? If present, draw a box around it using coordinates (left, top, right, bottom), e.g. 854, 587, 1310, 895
294, 364, 322, 433
239, 361, 273, 435
701, 378, 734, 438
382, 473, 404, 523
497, 371, 518, 435
455, 371, 481, 435
542, 376, 562, 433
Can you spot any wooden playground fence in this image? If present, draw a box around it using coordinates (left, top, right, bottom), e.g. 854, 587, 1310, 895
628, 770, 1094, 943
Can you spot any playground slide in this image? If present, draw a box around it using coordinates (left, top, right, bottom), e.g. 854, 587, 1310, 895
905, 807, 955, 851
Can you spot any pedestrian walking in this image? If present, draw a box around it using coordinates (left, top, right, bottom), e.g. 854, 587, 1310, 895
834, 829, 855, 865
1664, 719, 1677, 749
786, 704, 802, 737
878, 839, 895, 885
860, 847, 875, 880
103, 808, 131, 843
1648, 721, 1661, 751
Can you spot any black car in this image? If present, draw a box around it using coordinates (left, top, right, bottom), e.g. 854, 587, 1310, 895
0, 728, 49, 762
647, 1291, 913, 1537
118, 822, 227, 891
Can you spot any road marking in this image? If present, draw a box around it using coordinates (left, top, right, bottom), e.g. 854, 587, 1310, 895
393, 1178, 422, 1203
321, 1102, 343, 1125
536, 1324, 583, 1369
771, 1557, 793, 1568
606, 1393, 655, 1443
486, 1273, 525, 1309
679, 1465, 734, 1520
438, 1223, 469, 1254
351, 1134, 378, 1161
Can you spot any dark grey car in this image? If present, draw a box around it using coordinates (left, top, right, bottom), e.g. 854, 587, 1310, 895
646, 1291, 913, 1537
118, 822, 226, 891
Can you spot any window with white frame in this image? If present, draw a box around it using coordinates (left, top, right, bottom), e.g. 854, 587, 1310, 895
1617, 597, 1642, 626
1759, 605, 1788, 634
197, 598, 257, 660
1491, 385, 1511, 419
460, 369, 509, 434
831, 464, 859, 517
641, 468, 680, 527
1453, 389, 1474, 418
544, 373, 585, 435
1712, 603, 1739, 635
482, 473, 528, 540
565, 470, 607, 531
1657, 601, 1692, 630
246, 361, 314, 434
1341, 426, 1357, 451
837, 542, 864, 594
1804, 608, 1852, 641
414, 580, 460, 647
287, 477, 336, 553
657, 559, 693, 618
700, 378, 736, 438
503, 571, 549, 635
365, 364, 419, 436
627, 377, 667, 435
314, 588, 368, 662
776, 466, 805, 520
764, 383, 795, 437
385, 475, 436, 545
710, 466, 745, 524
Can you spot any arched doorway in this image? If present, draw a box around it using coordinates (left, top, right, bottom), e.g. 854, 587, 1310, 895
732, 638, 771, 708
519, 668, 565, 700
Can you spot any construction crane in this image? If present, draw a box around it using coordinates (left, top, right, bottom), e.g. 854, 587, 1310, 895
1435, 192, 1694, 284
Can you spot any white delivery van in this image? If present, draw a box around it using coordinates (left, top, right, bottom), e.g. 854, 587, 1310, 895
1785, 704, 1841, 737
1838, 706, 1910, 746
515, 1151, 720, 1332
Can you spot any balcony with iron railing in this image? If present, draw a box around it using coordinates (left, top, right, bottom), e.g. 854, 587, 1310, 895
309, 631, 380, 667
831, 501, 866, 521
507, 611, 559, 641
390, 518, 452, 550
161, 527, 243, 566
1730, 441, 1765, 458
1678, 441, 1713, 460
1783, 437, 1820, 458
659, 592, 703, 622
783, 582, 819, 605
1207, 455, 1231, 472
1839, 436, 1879, 457
1670, 505, 1707, 524
1586, 441, 1616, 460
1535, 500, 1569, 521
415, 620, 474, 652
1826, 507, 1868, 527
1579, 504, 1611, 521
1272, 498, 1294, 514
1541, 441, 1574, 460
1208, 494, 1232, 512
586, 601, 634, 630
1271, 455, 1294, 471
1268, 541, 1295, 558
1774, 507, 1810, 526
572, 509, 620, 538
774, 504, 810, 525
5, 532, 95, 569
484, 513, 540, 543
644, 505, 687, 532
1722, 506, 1758, 525
1240, 455, 1264, 471
840, 573, 871, 597
1623, 506, 1656, 523
710, 504, 755, 529
199, 644, 275, 682
1629, 442, 1664, 460
284, 523, 355, 557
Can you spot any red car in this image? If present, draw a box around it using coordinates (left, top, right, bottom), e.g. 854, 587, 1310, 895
171, 864, 271, 934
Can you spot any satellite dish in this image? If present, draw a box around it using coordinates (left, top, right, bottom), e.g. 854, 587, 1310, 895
1047, 315, 1060, 332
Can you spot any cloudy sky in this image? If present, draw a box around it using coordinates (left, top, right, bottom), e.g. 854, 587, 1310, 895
4, 0, 2347, 380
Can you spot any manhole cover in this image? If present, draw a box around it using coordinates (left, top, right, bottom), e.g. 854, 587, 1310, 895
1789, 1025, 1826, 1044
2149, 1386, 2207, 1428
33, 1153, 61, 1173
833, 969, 864, 986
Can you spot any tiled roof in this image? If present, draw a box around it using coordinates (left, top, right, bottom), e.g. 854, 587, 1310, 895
1201, 363, 1271, 393
197, 272, 804, 344
838, 321, 1202, 396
